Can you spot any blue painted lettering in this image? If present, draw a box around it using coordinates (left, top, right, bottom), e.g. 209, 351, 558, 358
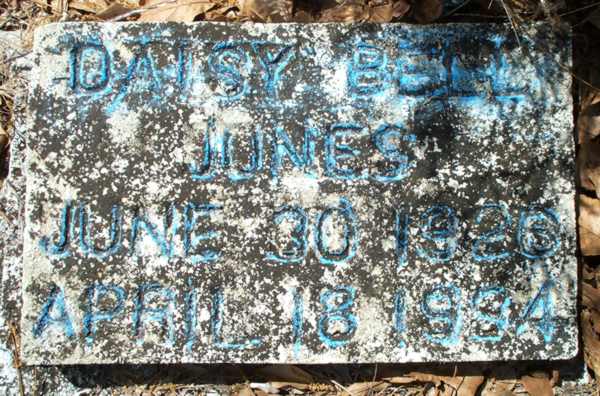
250, 42, 294, 98
395, 38, 447, 96
39, 200, 73, 258
69, 40, 110, 91
82, 283, 125, 345
107, 40, 162, 114
472, 203, 512, 262
292, 288, 304, 359
517, 206, 561, 259
394, 208, 410, 270
222, 127, 264, 181
183, 203, 222, 264
32, 285, 75, 339
470, 286, 510, 343
317, 286, 357, 348
189, 116, 218, 181
210, 289, 262, 350
325, 123, 367, 180
348, 43, 388, 98
208, 42, 250, 101
184, 278, 198, 351
79, 203, 123, 259
271, 127, 319, 178
416, 204, 459, 264
132, 283, 176, 346
266, 205, 308, 264
517, 280, 556, 343
372, 123, 416, 182
130, 204, 178, 257
176, 41, 190, 87
394, 290, 407, 348
315, 197, 359, 265
421, 284, 462, 346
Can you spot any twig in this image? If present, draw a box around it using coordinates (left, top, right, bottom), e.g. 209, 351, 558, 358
538, 0, 555, 19
0, 125, 8, 155
367, 364, 378, 396
9, 323, 25, 396
453, 13, 507, 18
559, 1, 600, 17
0, 207, 10, 224
558, 62, 600, 93
0, 51, 31, 66
498, 0, 522, 47
331, 379, 355, 396
454, 377, 467, 394
444, 0, 472, 18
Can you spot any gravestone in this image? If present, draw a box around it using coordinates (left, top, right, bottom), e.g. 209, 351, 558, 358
22, 22, 576, 364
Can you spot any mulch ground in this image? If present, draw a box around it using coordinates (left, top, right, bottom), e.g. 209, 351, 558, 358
1, 0, 600, 395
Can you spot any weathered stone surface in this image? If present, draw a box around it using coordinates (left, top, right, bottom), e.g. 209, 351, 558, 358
22, 22, 576, 364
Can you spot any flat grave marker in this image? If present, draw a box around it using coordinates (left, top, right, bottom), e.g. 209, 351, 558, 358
22, 22, 576, 364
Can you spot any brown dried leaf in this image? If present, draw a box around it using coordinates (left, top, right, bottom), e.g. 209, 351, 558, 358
204, 5, 239, 21
579, 139, 600, 196
393, 0, 411, 17
578, 92, 600, 195
412, 0, 443, 23
237, 384, 256, 396
520, 374, 553, 396
583, 309, 600, 377
578, 195, 600, 256
481, 366, 518, 396
367, 4, 393, 22
137, 0, 214, 22
583, 281, 600, 312
456, 376, 485, 396
0, 126, 8, 166
345, 381, 389, 395
320, 2, 367, 22
239, 0, 293, 22
366, 1, 410, 22
579, 91, 600, 142
51, 0, 69, 15
249, 383, 281, 395
584, 264, 595, 281
69, 0, 109, 13
406, 372, 444, 386
268, 381, 311, 390
385, 372, 483, 395
550, 370, 559, 387
383, 375, 418, 384
256, 365, 314, 383
440, 386, 454, 396
441, 376, 465, 389
97, 3, 136, 20
592, 310, 600, 334
482, 390, 516, 396
118, 0, 143, 7
293, 10, 315, 22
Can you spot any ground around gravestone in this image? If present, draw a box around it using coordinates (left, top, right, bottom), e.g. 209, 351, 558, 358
0, 0, 599, 395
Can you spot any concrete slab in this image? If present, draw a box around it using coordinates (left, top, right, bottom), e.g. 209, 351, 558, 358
22, 22, 576, 364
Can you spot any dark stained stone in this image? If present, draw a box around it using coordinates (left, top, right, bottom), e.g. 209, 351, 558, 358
22, 22, 576, 364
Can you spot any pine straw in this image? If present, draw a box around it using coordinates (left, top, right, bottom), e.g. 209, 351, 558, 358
1, 1, 600, 395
